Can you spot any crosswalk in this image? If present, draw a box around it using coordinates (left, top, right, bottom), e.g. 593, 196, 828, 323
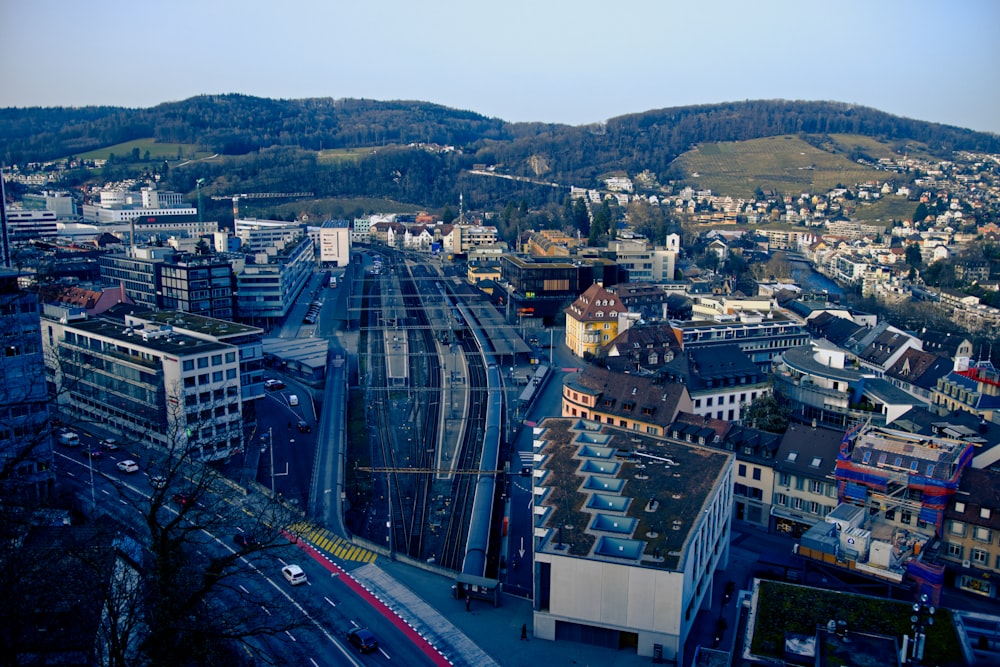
287, 521, 378, 563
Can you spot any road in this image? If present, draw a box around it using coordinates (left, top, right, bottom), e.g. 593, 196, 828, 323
52, 431, 443, 667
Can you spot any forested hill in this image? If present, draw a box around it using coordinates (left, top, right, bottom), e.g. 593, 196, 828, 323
2, 96, 999, 214
3, 95, 998, 167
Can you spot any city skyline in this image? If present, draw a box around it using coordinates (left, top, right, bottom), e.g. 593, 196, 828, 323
2, 0, 999, 135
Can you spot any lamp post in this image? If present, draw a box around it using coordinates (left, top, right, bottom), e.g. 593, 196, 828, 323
908, 593, 935, 665
268, 426, 275, 496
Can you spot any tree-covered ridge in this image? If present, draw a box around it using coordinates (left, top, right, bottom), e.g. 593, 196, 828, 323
3, 97, 998, 170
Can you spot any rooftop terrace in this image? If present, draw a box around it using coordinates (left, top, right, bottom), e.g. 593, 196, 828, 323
533, 418, 731, 570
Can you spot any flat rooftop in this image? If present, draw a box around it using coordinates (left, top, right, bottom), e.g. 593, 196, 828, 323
69, 318, 230, 356
131, 311, 262, 338
533, 417, 731, 570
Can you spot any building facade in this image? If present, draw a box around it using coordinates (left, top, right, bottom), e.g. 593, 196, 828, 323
0, 269, 54, 499
531, 418, 733, 664
565, 283, 630, 358
43, 315, 244, 460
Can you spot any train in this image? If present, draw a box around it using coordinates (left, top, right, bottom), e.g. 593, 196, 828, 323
453, 298, 504, 579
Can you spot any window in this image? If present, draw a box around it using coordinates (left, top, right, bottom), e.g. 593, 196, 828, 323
183, 359, 195, 371
786, 451, 798, 462
694, 399, 701, 408
809, 501, 820, 514
226, 368, 237, 379
738, 464, 747, 477
981, 508, 992, 520
212, 371, 223, 382
211, 354, 223, 366
901, 510, 912, 525
197, 357, 209, 369
779, 472, 791, 487
775, 493, 788, 506
972, 548, 988, 565
973, 526, 992, 543
752, 467, 761, 481
707, 397, 713, 407
878, 453, 887, 466
810, 457, 822, 468
793, 497, 804, 510
862, 450, 872, 464
809, 480, 823, 494
949, 521, 966, 537
795, 478, 805, 491
946, 543, 963, 559
955, 501, 965, 513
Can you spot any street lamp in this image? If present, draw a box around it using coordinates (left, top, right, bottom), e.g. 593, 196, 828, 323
908, 593, 935, 665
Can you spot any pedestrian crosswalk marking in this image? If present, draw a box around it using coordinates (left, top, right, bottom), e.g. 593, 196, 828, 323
287, 521, 377, 564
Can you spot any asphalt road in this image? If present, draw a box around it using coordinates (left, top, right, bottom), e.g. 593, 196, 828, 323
52, 432, 442, 667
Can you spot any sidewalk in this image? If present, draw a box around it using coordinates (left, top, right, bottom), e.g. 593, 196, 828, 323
352, 558, 656, 667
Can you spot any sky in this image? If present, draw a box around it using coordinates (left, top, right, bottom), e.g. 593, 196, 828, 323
3, 0, 999, 135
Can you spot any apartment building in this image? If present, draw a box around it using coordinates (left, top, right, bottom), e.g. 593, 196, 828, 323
941, 467, 1000, 599
43, 315, 244, 461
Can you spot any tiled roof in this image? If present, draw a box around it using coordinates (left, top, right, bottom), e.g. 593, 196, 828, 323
566, 283, 629, 321
885, 348, 953, 389
566, 365, 689, 428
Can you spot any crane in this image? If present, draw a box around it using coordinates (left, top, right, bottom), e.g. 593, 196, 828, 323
210, 192, 314, 219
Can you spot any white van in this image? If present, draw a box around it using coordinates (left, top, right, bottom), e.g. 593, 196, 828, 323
59, 431, 81, 447
288, 394, 299, 406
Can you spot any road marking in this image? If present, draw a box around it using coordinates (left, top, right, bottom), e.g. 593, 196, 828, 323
379, 647, 391, 659
260, 605, 271, 616
309, 659, 319, 667
67, 472, 75, 478
285, 630, 297, 642
324, 596, 336, 607
101, 489, 110, 495
239, 585, 250, 594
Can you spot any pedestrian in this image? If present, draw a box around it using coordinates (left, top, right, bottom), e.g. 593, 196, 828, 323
465, 595, 471, 612
520, 623, 528, 641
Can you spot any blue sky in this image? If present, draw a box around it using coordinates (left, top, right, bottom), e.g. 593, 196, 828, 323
3, 0, 998, 134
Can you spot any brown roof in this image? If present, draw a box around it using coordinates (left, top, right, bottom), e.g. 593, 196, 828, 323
565, 283, 629, 322
566, 364, 690, 428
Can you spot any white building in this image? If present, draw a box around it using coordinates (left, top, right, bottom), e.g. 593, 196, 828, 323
316, 221, 351, 266
531, 418, 733, 664
42, 315, 244, 461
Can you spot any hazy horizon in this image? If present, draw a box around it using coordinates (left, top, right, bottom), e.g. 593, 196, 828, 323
3, 0, 998, 135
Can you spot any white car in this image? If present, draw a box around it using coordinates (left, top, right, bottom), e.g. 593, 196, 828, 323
282, 564, 307, 585
99, 437, 119, 450
117, 460, 139, 473
149, 475, 167, 489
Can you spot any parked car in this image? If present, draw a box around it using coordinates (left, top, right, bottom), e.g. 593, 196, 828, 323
117, 460, 139, 473
171, 493, 193, 507
149, 475, 167, 489
264, 379, 285, 390
296, 420, 312, 433
281, 564, 307, 585
347, 627, 379, 653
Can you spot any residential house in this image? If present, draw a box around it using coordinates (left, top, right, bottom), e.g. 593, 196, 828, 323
770, 423, 844, 537
657, 344, 769, 423
565, 283, 630, 358
941, 467, 1000, 600
561, 364, 693, 437
884, 348, 954, 407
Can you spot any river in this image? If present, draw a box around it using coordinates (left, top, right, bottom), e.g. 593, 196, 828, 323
789, 260, 844, 296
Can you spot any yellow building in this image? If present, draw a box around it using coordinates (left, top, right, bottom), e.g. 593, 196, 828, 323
564, 283, 629, 358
